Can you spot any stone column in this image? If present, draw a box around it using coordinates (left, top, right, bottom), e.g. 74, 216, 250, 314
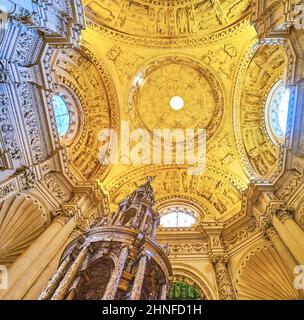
38, 254, 72, 300
51, 245, 89, 300
212, 255, 236, 300
265, 226, 299, 275
102, 246, 129, 300
272, 208, 304, 265
129, 254, 147, 300
159, 282, 168, 300
0, 217, 76, 300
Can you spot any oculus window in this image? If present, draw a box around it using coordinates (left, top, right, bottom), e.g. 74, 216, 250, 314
52, 95, 70, 136
266, 81, 290, 143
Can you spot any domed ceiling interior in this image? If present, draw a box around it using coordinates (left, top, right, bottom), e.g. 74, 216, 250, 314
55, 0, 288, 224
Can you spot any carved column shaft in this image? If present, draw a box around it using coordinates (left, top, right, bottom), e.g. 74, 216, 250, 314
139, 213, 148, 232
38, 254, 72, 300
51, 245, 89, 300
212, 255, 236, 300
102, 246, 129, 300
159, 283, 168, 300
129, 254, 147, 300
151, 218, 158, 238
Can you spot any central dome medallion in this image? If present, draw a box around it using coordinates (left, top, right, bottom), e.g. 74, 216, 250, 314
128, 57, 224, 141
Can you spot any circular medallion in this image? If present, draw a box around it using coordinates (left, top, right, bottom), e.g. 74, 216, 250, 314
129, 57, 224, 142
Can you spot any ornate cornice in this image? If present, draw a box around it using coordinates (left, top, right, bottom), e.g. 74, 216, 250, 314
86, 16, 251, 49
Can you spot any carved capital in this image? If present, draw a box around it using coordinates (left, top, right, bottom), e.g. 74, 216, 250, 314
211, 253, 229, 266
275, 206, 294, 224
265, 225, 279, 241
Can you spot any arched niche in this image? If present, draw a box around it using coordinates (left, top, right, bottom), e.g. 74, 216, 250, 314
0, 193, 47, 267
234, 243, 300, 300
233, 42, 289, 180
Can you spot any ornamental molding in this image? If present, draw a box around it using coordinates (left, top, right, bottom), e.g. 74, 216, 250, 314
86, 16, 251, 49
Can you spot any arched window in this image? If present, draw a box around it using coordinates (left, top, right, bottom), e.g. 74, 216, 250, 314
52, 95, 70, 136
160, 207, 196, 228
266, 81, 290, 142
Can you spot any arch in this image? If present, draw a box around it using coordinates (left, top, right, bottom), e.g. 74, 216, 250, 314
74, 256, 115, 300
159, 206, 197, 228
0, 194, 47, 268
233, 40, 288, 180
172, 263, 216, 300
50, 45, 120, 181
105, 165, 243, 219
234, 242, 300, 300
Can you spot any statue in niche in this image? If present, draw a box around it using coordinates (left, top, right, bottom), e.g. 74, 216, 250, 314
125, 259, 134, 274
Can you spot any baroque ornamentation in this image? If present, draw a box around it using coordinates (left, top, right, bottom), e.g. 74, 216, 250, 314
0, 92, 21, 161
84, 0, 250, 41
211, 254, 236, 300
108, 167, 242, 218
52, 46, 119, 179
159, 241, 209, 255
233, 44, 288, 178
128, 56, 224, 143
40, 178, 172, 300
224, 219, 258, 249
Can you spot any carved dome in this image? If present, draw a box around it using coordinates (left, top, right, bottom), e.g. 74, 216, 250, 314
128, 56, 224, 142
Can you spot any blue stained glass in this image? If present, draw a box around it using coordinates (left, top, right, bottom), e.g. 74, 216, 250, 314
52, 95, 70, 136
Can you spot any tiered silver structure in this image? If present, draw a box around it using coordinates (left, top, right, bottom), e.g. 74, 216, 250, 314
39, 177, 172, 300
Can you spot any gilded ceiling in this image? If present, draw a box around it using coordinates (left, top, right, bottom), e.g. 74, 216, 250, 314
128, 56, 224, 141
84, 0, 251, 39
51, 0, 289, 223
